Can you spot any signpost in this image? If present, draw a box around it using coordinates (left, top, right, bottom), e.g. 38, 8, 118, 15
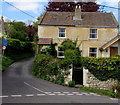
2, 38, 8, 55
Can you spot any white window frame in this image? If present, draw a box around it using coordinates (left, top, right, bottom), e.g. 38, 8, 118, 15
89, 48, 97, 57
57, 47, 64, 58
89, 29, 98, 39
58, 28, 66, 38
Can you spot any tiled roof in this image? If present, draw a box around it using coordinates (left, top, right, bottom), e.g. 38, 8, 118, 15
38, 38, 52, 45
100, 35, 120, 51
39, 11, 118, 28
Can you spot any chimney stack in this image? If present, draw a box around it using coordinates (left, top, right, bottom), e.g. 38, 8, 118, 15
73, 5, 82, 20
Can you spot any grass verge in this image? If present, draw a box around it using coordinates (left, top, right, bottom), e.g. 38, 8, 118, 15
80, 86, 119, 98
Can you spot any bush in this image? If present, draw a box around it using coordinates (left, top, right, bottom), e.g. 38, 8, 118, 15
32, 54, 70, 85
4, 38, 34, 61
68, 81, 75, 87
2, 56, 13, 72
84, 57, 120, 81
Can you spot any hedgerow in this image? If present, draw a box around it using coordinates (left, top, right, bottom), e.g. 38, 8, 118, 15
84, 57, 120, 81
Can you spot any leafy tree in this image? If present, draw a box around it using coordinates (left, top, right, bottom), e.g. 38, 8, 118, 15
46, 1, 99, 12
60, 39, 82, 67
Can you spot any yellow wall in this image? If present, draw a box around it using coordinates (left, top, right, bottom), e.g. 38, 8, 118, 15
38, 26, 118, 57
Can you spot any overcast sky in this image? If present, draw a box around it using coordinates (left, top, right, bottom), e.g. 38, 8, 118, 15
0, 0, 120, 23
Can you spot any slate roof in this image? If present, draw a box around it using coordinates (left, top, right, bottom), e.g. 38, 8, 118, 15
100, 35, 120, 51
39, 11, 118, 28
38, 38, 52, 45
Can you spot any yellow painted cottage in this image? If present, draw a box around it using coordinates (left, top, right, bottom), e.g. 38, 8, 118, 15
38, 6, 120, 57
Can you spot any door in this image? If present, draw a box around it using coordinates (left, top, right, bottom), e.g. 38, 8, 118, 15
72, 67, 83, 85
110, 47, 118, 57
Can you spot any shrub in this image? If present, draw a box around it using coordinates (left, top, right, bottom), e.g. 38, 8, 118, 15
84, 57, 120, 81
2, 56, 13, 72
4, 38, 34, 61
68, 81, 75, 87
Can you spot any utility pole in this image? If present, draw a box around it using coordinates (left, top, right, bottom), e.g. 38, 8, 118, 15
118, 1, 120, 34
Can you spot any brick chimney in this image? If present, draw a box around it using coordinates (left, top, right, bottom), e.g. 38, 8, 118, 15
73, 5, 82, 20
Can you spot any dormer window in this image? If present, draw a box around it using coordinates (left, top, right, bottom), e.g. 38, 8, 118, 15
59, 28, 66, 38
90, 29, 97, 39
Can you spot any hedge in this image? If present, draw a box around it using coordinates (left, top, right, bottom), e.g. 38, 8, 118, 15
4, 38, 34, 61
32, 54, 70, 85
84, 57, 120, 81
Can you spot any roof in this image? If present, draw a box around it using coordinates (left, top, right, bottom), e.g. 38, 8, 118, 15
100, 35, 120, 51
39, 11, 118, 28
38, 38, 52, 45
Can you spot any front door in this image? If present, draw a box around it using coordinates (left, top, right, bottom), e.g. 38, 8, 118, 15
110, 47, 118, 57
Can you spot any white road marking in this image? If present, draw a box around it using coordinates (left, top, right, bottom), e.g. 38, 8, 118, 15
48, 94, 55, 95
67, 94, 74, 95
45, 92, 51, 94
63, 92, 69, 93
11, 95, 22, 97
110, 98, 118, 101
53, 92, 61, 94
24, 82, 48, 95
0, 96, 8, 98
76, 94, 83, 95
26, 94, 34, 97
72, 92, 79, 94
37, 94, 46, 96
58, 94, 65, 95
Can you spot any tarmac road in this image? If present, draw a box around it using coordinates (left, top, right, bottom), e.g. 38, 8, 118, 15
2, 58, 119, 105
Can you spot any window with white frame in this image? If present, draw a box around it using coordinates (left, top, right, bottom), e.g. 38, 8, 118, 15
89, 48, 97, 57
59, 28, 66, 38
58, 47, 64, 58
90, 29, 97, 39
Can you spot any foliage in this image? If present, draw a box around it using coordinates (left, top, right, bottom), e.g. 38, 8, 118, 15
68, 81, 75, 87
4, 38, 34, 61
84, 57, 120, 81
46, 43, 57, 57
60, 39, 82, 67
46, 1, 99, 12
2, 56, 13, 72
4, 21, 37, 42
80, 86, 116, 98
32, 54, 70, 85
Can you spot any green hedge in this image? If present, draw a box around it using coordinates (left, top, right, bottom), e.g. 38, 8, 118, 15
32, 54, 70, 85
4, 38, 34, 61
2, 56, 13, 72
84, 57, 120, 81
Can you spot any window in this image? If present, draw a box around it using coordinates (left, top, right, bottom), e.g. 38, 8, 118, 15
89, 48, 97, 57
58, 47, 64, 58
59, 28, 66, 38
90, 29, 97, 39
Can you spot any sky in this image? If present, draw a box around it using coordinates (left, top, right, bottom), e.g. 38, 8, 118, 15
0, 0, 120, 24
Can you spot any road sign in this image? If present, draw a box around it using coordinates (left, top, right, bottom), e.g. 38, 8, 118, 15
2, 38, 8, 46
2, 46, 6, 50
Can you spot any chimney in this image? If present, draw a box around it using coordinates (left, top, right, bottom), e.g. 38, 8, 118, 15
73, 5, 82, 20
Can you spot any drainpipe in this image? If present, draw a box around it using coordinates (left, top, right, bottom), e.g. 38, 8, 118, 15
118, 2, 120, 55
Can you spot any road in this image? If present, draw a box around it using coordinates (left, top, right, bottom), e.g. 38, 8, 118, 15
2, 58, 119, 104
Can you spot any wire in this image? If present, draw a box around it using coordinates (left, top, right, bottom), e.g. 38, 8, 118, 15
98, 4, 120, 10
2, 0, 37, 20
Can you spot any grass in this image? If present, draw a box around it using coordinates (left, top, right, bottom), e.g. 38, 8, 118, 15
2, 56, 13, 72
80, 86, 119, 98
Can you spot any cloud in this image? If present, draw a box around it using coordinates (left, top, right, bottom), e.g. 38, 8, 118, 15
97, 0, 120, 7
9, 2, 45, 14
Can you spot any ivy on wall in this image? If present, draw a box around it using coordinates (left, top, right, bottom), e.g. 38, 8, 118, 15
84, 57, 120, 81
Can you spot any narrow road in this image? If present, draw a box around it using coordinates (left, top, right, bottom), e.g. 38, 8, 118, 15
2, 58, 119, 104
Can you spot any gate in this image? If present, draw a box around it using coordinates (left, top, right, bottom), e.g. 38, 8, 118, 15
72, 67, 83, 85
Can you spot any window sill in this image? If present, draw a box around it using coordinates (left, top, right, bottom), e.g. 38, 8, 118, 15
57, 56, 65, 58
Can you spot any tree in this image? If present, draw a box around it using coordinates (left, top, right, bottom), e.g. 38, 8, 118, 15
46, 1, 99, 12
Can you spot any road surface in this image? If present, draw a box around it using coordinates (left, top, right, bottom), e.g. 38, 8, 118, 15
2, 58, 119, 104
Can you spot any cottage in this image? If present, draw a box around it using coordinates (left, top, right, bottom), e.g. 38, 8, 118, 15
38, 6, 120, 57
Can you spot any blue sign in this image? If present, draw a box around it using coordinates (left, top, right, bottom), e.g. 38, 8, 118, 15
2, 39, 8, 46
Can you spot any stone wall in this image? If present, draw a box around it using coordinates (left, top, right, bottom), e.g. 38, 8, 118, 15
83, 68, 118, 90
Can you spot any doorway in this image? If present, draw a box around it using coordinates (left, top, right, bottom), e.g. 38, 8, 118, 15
110, 47, 118, 57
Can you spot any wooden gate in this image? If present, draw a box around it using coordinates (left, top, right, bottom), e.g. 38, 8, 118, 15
72, 67, 83, 85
